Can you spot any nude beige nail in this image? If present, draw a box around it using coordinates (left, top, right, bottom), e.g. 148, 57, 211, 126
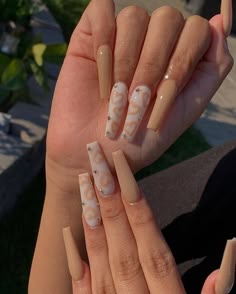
147, 79, 177, 131
215, 238, 236, 294
112, 150, 140, 203
63, 227, 84, 282
97, 45, 112, 100
221, 0, 232, 37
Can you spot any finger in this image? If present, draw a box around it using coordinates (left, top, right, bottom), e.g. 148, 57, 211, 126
154, 13, 234, 160
78, 173, 116, 293
63, 227, 92, 294
147, 15, 211, 131
105, 6, 150, 139
201, 270, 219, 294
67, 0, 116, 100
221, 0, 232, 37
215, 239, 236, 294
87, 141, 149, 294
121, 6, 184, 142
112, 150, 185, 294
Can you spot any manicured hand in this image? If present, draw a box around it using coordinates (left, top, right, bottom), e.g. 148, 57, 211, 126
63, 142, 236, 294
46, 0, 233, 192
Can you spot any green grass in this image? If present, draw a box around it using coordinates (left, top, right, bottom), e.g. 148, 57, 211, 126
136, 126, 211, 180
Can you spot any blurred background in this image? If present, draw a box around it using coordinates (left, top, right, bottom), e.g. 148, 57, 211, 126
0, 0, 235, 293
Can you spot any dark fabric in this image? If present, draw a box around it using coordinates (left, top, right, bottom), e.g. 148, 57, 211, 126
160, 141, 236, 293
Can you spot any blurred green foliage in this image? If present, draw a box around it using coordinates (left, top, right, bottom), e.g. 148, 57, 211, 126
43, 0, 90, 41
0, 0, 67, 109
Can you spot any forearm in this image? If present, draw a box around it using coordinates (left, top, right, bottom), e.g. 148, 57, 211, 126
28, 159, 86, 294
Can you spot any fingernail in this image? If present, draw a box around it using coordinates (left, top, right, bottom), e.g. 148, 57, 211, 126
215, 238, 236, 294
79, 173, 101, 228
62, 227, 84, 282
87, 141, 115, 196
97, 45, 112, 99
105, 82, 128, 139
147, 80, 177, 131
221, 0, 232, 37
122, 85, 151, 142
112, 150, 140, 203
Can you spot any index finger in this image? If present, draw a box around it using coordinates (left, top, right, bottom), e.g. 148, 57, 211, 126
67, 0, 115, 100
112, 150, 186, 294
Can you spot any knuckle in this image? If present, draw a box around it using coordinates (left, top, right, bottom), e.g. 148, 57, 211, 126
171, 52, 193, 76
102, 202, 123, 222
96, 284, 116, 294
116, 56, 136, 71
114, 252, 141, 282
188, 15, 209, 31
86, 235, 107, 256
131, 208, 155, 228
153, 5, 183, 21
141, 249, 176, 279
140, 59, 164, 76
118, 5, 148, 21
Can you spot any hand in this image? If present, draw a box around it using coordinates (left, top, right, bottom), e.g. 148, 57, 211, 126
63, 143, 235, 293
46, 0, 233, 193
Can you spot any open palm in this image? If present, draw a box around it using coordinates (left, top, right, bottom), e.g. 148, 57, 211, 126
46, 1, 233, 188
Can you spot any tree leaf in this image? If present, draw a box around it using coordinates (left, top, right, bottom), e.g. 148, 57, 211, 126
0, 53, 11, 76
1, 59, 27, 90
30, 61, 49, 90
43, 43, 67, 64
32, 43, 47, 66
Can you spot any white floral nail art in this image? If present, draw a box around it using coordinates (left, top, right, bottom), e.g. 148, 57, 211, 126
87, 141, 115, 196
79, 173, 101, 228
122, 86, 151, 142
105, 82, 128, 139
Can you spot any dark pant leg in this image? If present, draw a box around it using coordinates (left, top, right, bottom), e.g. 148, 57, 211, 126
158, 141, 236, 292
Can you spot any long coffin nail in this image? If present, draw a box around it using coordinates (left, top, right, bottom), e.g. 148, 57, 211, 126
112, 150, 140, 203
105, 82, 128, 139
147, 80, 177, 131
97, 45, 112, 99
122, 85, 151, 142
79, 173, 101, 228
215, 238, 236, 294
221, 0, 232, 37
63, 227, 84, 282
87, 141, 115, 196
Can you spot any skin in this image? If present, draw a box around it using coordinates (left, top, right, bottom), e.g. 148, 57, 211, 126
29, 0, 233, 293
69, 153, 221, 293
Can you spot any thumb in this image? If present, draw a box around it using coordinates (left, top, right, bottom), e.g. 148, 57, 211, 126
68, 0, 115, 60
201, 270, 219, 294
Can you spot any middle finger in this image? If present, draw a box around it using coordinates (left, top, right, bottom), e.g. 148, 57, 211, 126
121, 6, 184, 142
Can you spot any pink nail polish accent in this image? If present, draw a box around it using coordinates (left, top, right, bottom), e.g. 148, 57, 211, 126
87, 141, 115, 196
79, 173, 101, 228
105, 82, 128, 139
122, 86, 151, 142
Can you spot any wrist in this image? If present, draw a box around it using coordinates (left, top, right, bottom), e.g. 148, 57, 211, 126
45, 155, 84, 196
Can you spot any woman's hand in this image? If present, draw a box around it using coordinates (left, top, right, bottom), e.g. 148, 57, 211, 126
46, 0, 233, 193
63, 143, 236, 294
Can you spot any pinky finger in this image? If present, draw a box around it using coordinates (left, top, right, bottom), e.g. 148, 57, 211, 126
201, 270, 219, 294
63, 227, 92, 294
